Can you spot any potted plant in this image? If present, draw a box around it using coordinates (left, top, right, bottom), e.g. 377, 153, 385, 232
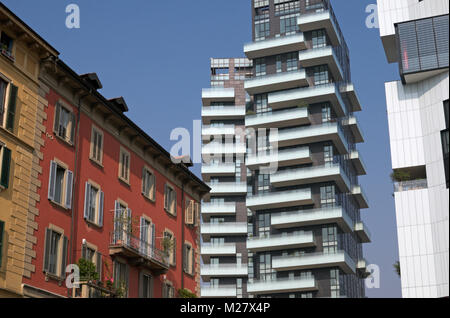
178, 288, 198, 298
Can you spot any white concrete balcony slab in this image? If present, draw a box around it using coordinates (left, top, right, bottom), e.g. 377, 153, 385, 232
268, 83, 346, 117
272, 251, 356, 274
354, 221, 371, 243
245, 70, 310, 95
269, 122, 349, 154
342, 116, 364, 143
201, 222, 248, 237
201, 243, 237, 257
247, 277, 317, 295
201, 202, 236, 216
356, 259, 371, 278
297, 11, 341, 47
202, 106, 245, 124
244, 33, 306, 60
201, 163, 236, 181
202, 88, 235, 106
349, 150, 367, 176
340, 84, 362, 112
246, 147, 312, 170
202, 125, 236, 139
247, 188, 313, 211
247, 231, 315, 252
352, 186, 369, 209
207, 182, 247, 196
200, 264, 248, 279
271, 206, 354, 233
202, 142, 246, 155
298, 46, 343, 81
246, 107, 310, 129
201, 285, 237, 298
270, 163, 351, 192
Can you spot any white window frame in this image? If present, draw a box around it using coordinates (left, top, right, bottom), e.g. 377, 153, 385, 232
48, 160, 73, 210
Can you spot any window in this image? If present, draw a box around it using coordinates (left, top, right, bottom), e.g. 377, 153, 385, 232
255, 94, 269, 114
258, 213, 271, 237
164, 231, 176, 266
90, 126, 103, 164
311, 65, 329, 85
280, 14, 299, 35
43, 228, 68, 278
306, 0, 325, 11
322, 225, 338, 254
140, 273, 153, 298
183, 242, 195, 276
185, 199, 195, 225
162, 282, 175, 298
0, 143, 11, 190
142, 168, 156, 201
286, 52, 298, 71
276, 55, 282, 73
330, 269, 340, 298
83, 182, 104, 227
255, 58, 266, 77
255, 19, 270, 41
442, 100, 449, 188
259, 252, 276, 281
0, 31, 14, 59
113, 201, 131, 245
113, 260, 128, 297
81, 244, 102, 280
48, 161, 73, 209
0, 220, 4, 267
320, 185, 336, 208
275, 0, 300, 16
322, 103, 332, 123
164, 184, 177, 216
237, 278, 243, 298
140, 217, 155, 257
119, 148, 130, 183
0, 77, 17, 132
312, 30, 327, 48
54, 103, 75, 144
324, 143, 334, 166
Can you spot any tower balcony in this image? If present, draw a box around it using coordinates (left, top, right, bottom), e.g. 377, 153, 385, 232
206, 182, 247, 197
342, 116, 364, 143
340, 83, 362, 112
200, 264, 248, 280
298, 46, 344, 81
201, 202, 236, 217
201, 243, 237, 259
297, 10, 341, 47
246, 107, 310, 129
202, 125, 236, 140
271, 206, 354, 233
349, 150, 367, 175
201, 105, 245, 124
247, 231, 316, 253
270, 163, 351, 193
201, 222, 248, 239
246, 146, 312, 170
354, 221, 371, 243
352, 185, 369, 209
246, 188, 313, 211
201, 163, 236, 181
244, 69, 311, 95
201, 141, 246, 155
268, 83, 347, 117
244, 33, 306, 60
247, 277, 318, 295
202, 87, 235, 106
269, 122, 349, 154
201, 285, 237, 298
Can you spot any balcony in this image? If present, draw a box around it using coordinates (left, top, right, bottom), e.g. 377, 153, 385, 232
201, 142, 246, 155
72, 281, 117, 298
202, 88, 235, 106
202, 106, 245, 124
272, 251, 356, 274
247, 188, 313, 211
201, 222, 248, 238
352, 186, 369, 209
201, 202, 236, 217
247, 277, 317, 295
201, 285, 237, 298
247, 231, 315, 252
270, 122, 349, 154
354, 221, 371, 243
298, 46, 343, 81
109, 230, 169, 274
202, 125, 236, 140
342, 116, 364, 143
246, 107, 310, 129
356, 259, 371, 278
244, 70, 310, 95
394, 179, 428, 192
340, 84, 362, 112
201, 243, 237, 258
268, 83, 346, 117
206, 182, 247, 196
246, 147, 312, 170
200, 264, 248, 280
271, 206, 354, 233
201, 163, 236, 181
270, 163, 351, 193
297, 10, 341, 47
244, 33, 306, 59
349, 150, 367, 176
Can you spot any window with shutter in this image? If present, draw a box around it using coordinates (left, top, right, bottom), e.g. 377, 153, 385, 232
185, 199, 194, 225
0, 145, 11, 189
142, 168, 156, 201
0, 79, 7, 126
54, 103, 75, 145
119, 148, 130, 183
5, 84, 17, 132
48, 160, 73, 209
90, 126, 104, 164
0, 220, 4, 267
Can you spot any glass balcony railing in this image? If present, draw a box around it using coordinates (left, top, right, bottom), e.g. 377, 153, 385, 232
201, 264, 248, 277
247, 276, 317, 294
394, 179, 428, 192
201, 285, 237, 297
247, 188, 313, 210
201, 202, 236, 214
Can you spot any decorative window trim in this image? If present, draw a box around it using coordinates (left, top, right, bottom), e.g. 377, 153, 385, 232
164, 183, 177, 216
163, 229, 176, 267
183, 241, 195, 277
43, 224, 68, 282
142, 166, 156, 202
53, 101, 75, 146
47, 159, 73, 210
118, 147, 131, 184
83, 180, 104, 228
89, 125, 104, 166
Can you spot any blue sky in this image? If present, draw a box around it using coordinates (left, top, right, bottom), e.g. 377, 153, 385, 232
3, 0, 402, 297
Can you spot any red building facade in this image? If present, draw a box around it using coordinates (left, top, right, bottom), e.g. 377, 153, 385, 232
21, 52, 208, 298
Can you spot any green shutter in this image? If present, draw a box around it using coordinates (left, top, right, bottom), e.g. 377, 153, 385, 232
5, 84, 17, 132
0, 220, 4, 267
0, 147, 11, 189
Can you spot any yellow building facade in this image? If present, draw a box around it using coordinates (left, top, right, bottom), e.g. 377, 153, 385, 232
0, 4, 58, 297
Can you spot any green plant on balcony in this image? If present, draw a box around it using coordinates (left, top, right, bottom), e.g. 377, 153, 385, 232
390, 170, 412, 182
161, 237, 174, 256
114, 281, 128, 298
178, 288, 197, 298
77, 258, 99, 282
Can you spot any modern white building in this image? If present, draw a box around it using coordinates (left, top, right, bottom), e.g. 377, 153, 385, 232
378, 0, 449, 298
